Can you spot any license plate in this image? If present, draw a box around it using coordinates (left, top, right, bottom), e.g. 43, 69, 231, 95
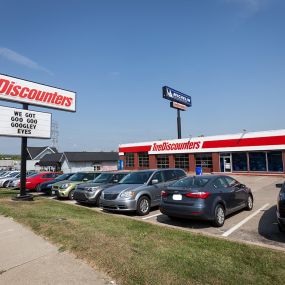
52, 190, 55, 195
172, 194, 182, 200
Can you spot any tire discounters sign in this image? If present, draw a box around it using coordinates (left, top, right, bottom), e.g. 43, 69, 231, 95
0, 74, 76, 112
0, 106, 51, 139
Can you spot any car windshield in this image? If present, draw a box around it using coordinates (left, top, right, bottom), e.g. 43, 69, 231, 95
28, 173, 40, 178
27, 173, 38, 177
6, 172, 19, 178
119, 171, 153, 184
171, 176, 210, 188
56, 173, 71, 180
93, 173, 112, 183
69, 173, 86, 181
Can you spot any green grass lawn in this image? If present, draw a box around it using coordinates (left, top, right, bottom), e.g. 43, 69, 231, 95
0, 190, 284, 285
0, 188, 19, 198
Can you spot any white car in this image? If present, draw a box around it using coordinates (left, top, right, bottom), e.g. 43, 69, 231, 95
1, 173, 21, 188
7, 172, 37, 188
0, 172, 20, 187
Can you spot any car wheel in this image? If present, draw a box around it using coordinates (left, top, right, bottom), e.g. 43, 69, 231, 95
212, 204, 225, 227
68, 189, 75, 200
278, 223, 285, 233
245, 195, 253, 211
36, 184, 41, 192
94, 195, 101, 207
136, 196, 150, 216
3, 181, 9, 188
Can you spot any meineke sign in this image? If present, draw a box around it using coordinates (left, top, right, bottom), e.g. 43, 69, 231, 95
0, 74, 76, 112
0, 106, 51, 139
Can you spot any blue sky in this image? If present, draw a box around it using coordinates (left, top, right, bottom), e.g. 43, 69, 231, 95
0, 0, 284, 153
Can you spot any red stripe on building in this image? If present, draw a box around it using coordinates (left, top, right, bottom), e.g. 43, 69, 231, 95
202, 135, 285, 149
119, 145, 152, 153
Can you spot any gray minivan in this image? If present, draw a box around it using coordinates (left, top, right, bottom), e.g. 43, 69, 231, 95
99, 168, 186, 216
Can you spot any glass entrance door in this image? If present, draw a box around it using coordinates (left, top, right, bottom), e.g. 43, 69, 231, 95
220, 154, 232, 172
223, 157, 232, 172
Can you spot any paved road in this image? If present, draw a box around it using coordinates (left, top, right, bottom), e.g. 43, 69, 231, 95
0, 216, 115, 285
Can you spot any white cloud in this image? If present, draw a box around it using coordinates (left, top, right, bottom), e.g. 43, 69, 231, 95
0, 47, 53, 75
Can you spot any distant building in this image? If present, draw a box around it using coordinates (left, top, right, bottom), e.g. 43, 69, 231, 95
26, 146, 58, 171
37, 153, 64, 172
0, 159, 20, 170
38, 151, 119, 173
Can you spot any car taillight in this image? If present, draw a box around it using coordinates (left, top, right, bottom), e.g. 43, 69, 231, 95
185, 192, 210, 199
161, 190, 169, 198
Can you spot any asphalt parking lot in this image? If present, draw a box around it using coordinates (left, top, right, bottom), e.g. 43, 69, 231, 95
51, 175, 285, 251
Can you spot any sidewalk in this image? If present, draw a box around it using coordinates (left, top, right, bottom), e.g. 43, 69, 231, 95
0, 216, 115, 285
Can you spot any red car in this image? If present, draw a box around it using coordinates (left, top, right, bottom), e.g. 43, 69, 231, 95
18, 172, 61, 191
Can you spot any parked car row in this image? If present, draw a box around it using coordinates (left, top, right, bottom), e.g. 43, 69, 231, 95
4, 168, 283, 230
31, 168, 254, 227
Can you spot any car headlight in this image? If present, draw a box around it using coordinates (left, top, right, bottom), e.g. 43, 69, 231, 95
87, 186, 99, 192
120, 191, 136, 199
60, 183, 70, 189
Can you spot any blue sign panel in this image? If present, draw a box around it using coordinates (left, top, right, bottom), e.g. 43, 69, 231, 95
118, 160, 124, 170
162, 86, 192, 107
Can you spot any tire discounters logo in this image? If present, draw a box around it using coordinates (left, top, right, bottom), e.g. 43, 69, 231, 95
150, 140, 201, 153
0, 74, 76, 112
0, 106, 51, 139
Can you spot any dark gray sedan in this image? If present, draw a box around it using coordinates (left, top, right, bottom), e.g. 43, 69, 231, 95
73, 172, 129, 206
160, 175, 253, 227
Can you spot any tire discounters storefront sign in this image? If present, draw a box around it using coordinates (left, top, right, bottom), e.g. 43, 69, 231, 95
0, 106, 51, 139
0, 74, 76, 112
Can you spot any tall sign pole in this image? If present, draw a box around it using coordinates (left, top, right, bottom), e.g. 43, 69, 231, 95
177, 109, 181, 139
20, 104, 28, 198
0, 73, 76, 201
162, 86, 191, 139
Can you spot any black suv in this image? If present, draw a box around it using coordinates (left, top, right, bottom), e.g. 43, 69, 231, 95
276, 182, 285, 232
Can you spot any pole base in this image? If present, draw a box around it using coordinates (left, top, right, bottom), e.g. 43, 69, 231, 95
12, 194, 34, 201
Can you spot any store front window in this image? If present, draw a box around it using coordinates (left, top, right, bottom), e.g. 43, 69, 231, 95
267, 151, 283, 172
138, 152, 149, 168
156, 155, 169, 169
249, 152, 266, 171
195, 153, 213, 172
232, 153, 248, 171
175, 154, 189, 169
125, 153, 134, 168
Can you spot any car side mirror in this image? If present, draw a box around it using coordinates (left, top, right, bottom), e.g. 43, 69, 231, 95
152, 179, 159, 185
276, 183, 283, 188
